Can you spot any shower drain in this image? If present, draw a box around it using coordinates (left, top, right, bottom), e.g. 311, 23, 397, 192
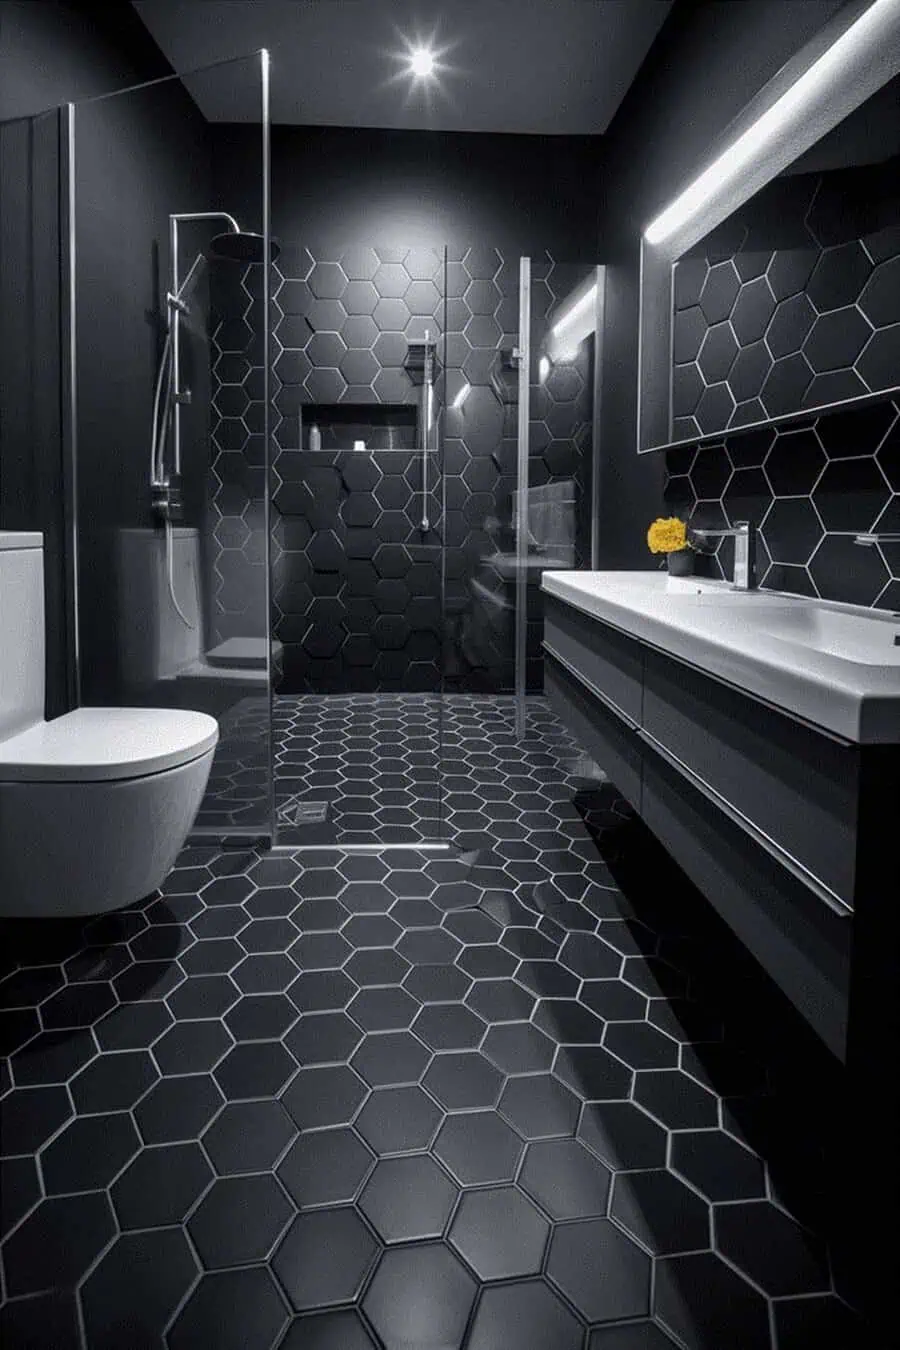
278, 797, 330, 826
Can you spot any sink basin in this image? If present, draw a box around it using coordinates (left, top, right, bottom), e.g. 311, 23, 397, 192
541, 569, 900, 742
761, 606, 900, 665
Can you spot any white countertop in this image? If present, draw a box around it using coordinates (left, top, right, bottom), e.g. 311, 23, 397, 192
541, 570, 900, 744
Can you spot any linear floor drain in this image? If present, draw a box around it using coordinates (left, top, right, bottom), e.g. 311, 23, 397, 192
278, 798, 329, 826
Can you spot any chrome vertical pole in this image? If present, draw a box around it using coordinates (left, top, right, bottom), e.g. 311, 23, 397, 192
169, 212, 181, 477
261, 47, 276, 844
514, 256, 531, 742
62, 103, 81, 705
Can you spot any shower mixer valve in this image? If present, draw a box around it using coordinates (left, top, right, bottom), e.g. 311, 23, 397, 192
152, 473, 184, 522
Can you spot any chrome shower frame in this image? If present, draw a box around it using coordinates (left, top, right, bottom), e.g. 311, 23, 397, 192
152, 210, 240, 520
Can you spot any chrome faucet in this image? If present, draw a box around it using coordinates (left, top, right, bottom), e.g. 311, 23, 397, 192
690, 520, 757, 590
854, 533, 900, 545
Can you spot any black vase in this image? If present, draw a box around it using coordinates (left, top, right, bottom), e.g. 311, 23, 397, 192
666, 549, 694, 576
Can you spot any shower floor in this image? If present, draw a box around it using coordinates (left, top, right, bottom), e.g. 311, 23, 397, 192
274, 694, 586, 847
195, 693, 593, 846
0, 697, 865, 1346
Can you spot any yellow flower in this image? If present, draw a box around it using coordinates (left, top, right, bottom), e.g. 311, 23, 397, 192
647, 517, 688, 554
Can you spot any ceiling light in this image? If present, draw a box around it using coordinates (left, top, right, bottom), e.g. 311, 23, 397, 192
409, 46, 436, 78
644, 0, 900, 245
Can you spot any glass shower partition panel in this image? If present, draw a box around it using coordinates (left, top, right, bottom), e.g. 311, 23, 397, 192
69, 52, 274, 840
522, 256, 603, 740
269, 245, 448, 846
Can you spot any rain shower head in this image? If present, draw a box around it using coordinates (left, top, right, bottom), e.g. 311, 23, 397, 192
208, 230, 280, 264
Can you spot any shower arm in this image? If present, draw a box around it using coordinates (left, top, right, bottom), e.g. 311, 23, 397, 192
168, 211, 239, 479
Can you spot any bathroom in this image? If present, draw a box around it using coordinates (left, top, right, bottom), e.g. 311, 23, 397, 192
0, 0, 898, 1345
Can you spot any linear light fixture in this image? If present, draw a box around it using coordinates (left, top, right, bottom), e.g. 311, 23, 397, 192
644, 0, 900, 245
549, 278, 598, 358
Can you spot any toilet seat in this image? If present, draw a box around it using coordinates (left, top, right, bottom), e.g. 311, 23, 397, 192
0, 707, 219, 782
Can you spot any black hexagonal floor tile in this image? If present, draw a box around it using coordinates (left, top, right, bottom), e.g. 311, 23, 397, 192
168, 1266, 289, 1350
285, 1010, 362, 1065
519, 1136, 612, 1220
653, 1251, 771, 1350
547, 1217, 652, 1323
413, 1003, 486, 1050
282, 1064, 368, 1130
2, 1192, 116, 1297
359, 1154, 458, 1243
134, 1073, 224, 1144
433, 1111, 524, 1186
670, 1129, 766, 1202
423, 1051, 504, 1110
188, 1173, 294, 1267
355, 1083, 443, 1154
714, 1200, 830, 1296
350, 1029, 432, 1086
482, 1021, 556, 1075
611, 1167, 711, 1255
0, 1292, 81, 1349
213, 1041, 297, 1100
273, 1207, 379, 1311
578, 1101, 668, 1171
362, 1242, 477, 1350
42, 1112, 140, 1195
112, 1141, 212, 1229
279, 1308, 379, 1349
277, 1126, 373, 1207
499, 1073, 580, 1139
202, 1098, 296, 1175
449, 1185, 549, 1280
466, 1279, 584, 1350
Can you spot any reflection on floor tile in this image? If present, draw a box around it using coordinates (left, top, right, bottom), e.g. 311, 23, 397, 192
0, 697, 864, 1348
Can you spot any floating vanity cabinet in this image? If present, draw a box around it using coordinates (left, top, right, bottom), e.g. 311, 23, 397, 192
544, 596, 643, 725
541, 591, 900, 1063
641, 647, 859, 912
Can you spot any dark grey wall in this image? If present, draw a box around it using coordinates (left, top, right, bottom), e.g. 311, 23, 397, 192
596, 0, 846, 570
0, 0, 168, 121
0, 0, 172, 713
215, 124, 603, 259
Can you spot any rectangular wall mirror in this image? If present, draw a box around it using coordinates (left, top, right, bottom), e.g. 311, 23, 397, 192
638, 0, 900, 454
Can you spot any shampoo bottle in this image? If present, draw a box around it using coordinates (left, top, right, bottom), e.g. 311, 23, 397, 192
309, 422, 321, 452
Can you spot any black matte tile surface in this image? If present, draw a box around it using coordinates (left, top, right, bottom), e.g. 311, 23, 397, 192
0, 697, 863, 1348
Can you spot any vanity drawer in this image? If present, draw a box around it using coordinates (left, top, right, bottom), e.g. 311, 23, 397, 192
642, 747, 850, 1060
543, 596, 643, 724
641, 646, 858, 910
545, 651, 642, 810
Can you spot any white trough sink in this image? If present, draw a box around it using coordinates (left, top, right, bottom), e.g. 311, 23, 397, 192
541, 570, 900, 743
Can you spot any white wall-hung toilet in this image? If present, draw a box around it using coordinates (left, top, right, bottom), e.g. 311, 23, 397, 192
0, 532, 219, 917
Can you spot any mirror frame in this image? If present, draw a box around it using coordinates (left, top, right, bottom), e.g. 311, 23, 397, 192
637, 0, 900, 454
